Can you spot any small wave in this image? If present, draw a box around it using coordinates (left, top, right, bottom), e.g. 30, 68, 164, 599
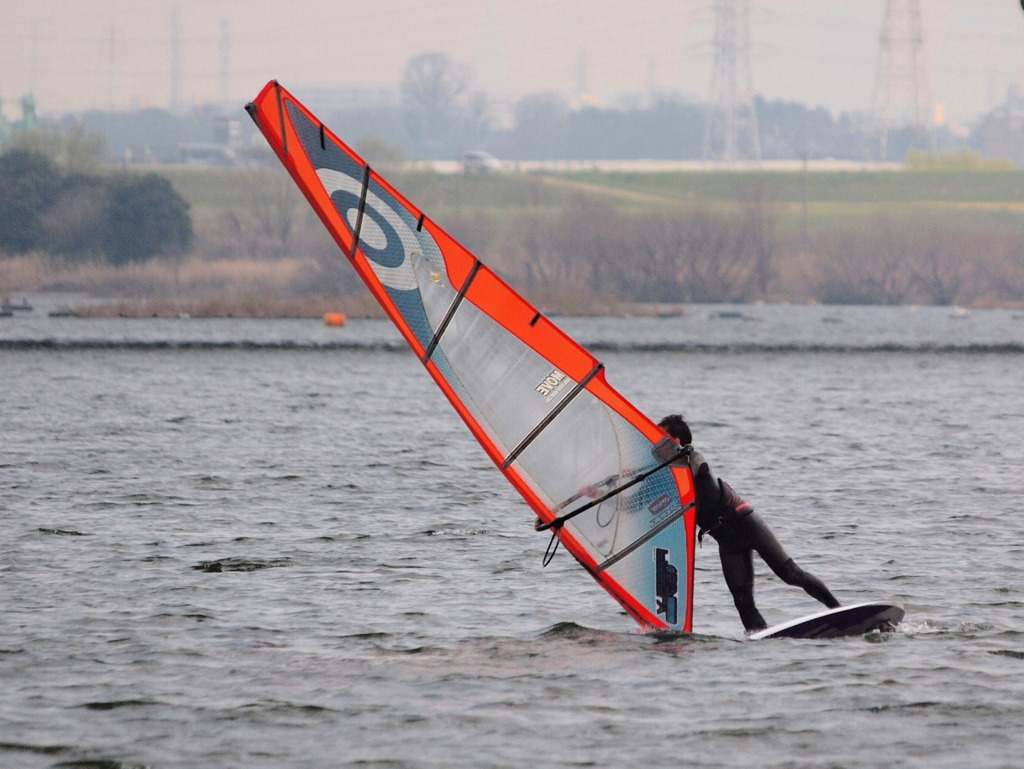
52, 759, 149, 769
534, 621, 633, 644
367, 632, 443, 656
418, 525, 489, 538
78, 699, 159, 711
869, 701, 943, 713
536, 621, 594, 640
493, 559, 526, 574
0, 741, 71, 756
391, 646, 430, 654
149, 611, 213, 623
243, 701, 338, 716
191, 557, 293, 573
989, 649, 1024, 660
899, 619, 994, 636
339, 631, 391, 640
644, 628, 721, 644
38, 527, 88, 536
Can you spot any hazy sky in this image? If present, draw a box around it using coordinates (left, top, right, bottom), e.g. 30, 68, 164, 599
2, 0, 1023, 128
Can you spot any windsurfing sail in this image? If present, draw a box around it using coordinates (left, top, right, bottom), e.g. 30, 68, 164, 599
245, 81, 698, 631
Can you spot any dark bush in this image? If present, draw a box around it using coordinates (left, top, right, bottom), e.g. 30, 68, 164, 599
0, 150, 63, 253
102, 173, 193, 265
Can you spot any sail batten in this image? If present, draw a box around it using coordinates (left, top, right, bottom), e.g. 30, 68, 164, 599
422, 258, 481, 364
501, 363, 603, 470
350, 165, 372, 261
594, 501, 693, 573
246, 81, 698, 631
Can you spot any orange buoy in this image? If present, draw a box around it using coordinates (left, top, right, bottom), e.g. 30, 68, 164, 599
322, 312, 347, 327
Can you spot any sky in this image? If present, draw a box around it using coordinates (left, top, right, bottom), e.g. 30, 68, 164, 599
2, 0, 1023, 130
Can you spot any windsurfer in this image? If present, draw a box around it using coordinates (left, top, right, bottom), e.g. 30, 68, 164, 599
657, 414, 840, 633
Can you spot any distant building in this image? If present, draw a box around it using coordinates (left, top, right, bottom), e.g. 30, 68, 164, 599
0, 93, 39, 149
213, 117, 241, 146
178, 143, 237, 166
976, 85, 1024, 167
175, 117, 242, 166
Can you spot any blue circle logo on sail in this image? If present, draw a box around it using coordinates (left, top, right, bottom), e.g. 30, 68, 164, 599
342, 197, 403, 268
316, 167, 428, 290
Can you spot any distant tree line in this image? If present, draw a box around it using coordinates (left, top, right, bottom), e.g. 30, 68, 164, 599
390, 53, 956, 162
809, 214, 1024, 307
435, 199, 1024, 309
63, 53, 969, 167
193, 165, 1024, 310
389, 52, 945, 162
326, 71, 953, 163
0, 148, 193, 263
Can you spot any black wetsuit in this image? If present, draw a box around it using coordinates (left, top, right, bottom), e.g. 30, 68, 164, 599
682, 445, 839, 632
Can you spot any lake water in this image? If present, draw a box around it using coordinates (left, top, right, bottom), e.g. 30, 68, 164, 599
2, 302, 1023, 768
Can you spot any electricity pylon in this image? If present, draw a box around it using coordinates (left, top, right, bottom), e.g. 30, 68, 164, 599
872, 0, 931, 160
702, 0, 761, 163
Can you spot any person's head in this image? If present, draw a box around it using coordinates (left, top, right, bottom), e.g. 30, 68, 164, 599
658, 414, 692, 445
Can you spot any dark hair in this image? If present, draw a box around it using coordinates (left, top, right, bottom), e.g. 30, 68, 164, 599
658, 414, 692, 445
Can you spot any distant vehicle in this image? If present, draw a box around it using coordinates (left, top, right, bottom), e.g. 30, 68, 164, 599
178, 143, 237, 167
461, 151, 503, 173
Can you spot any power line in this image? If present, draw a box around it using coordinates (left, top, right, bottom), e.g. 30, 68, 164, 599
220, 18, 231, 110
170, 7, 181, 112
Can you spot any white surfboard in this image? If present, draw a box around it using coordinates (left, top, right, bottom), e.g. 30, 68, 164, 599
748, 601, 904, 640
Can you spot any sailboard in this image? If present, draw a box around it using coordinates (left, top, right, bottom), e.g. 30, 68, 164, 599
245, 81, 697, 632
748, 602, 905, 640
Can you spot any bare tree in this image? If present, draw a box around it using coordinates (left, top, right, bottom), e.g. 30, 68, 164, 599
680, 208, 762, 302
815, 217, 917, 304
42, 181, 110, 257
629, 211, 689, 302
739, 181, 777, 298
213, 169, 304, 260
909, 228, 977, 305
975, 233, 1024, 306
400, 52, 471, 158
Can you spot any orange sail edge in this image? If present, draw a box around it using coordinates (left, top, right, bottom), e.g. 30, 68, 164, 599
429, 343, 697, 635
422, 346, 697, 634
592, 504, 697, 634
423, 355, 692, 634
247, 80, 697, 634
247, 83, 455, 360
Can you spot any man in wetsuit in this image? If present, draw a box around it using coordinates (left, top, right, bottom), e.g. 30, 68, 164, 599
658, 414, 840, 633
